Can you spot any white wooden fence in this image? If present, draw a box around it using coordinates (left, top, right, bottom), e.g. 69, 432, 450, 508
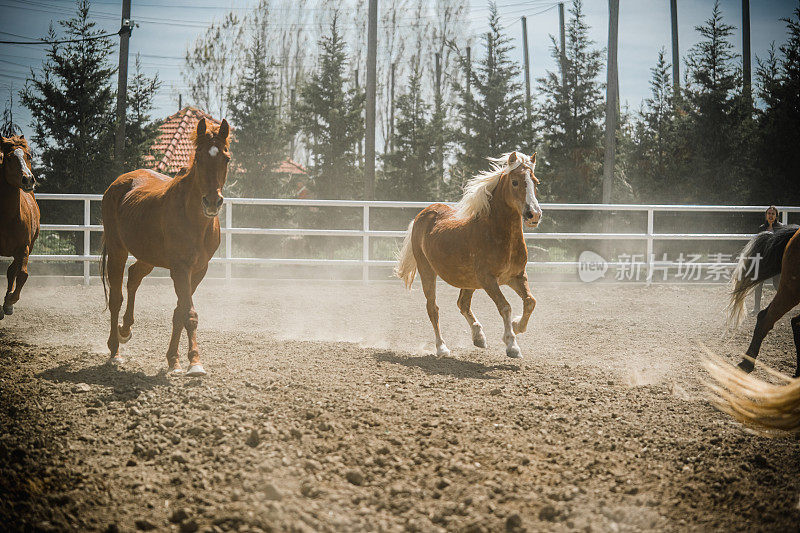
27, 194, 798, 284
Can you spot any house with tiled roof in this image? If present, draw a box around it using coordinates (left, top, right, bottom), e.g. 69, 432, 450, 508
145, 107, 308, 194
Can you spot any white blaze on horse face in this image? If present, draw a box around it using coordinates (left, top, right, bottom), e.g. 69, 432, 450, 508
525, 170, 542, 218
13, 149, 33, 178
208, 146, 219, 157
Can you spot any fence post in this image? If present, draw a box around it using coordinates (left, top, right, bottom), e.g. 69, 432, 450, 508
363, 204, 370, 283
84, 198, 91, 286
782, 209, 789, 225
225, 200, 232, 283
646, 208, 654, 285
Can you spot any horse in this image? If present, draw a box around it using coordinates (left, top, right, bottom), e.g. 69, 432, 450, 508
395, 151, 542, 358
100, 118, 231, 376
0, 135, 39, 321
727, 224, 800, 377
704, 350, 800, 434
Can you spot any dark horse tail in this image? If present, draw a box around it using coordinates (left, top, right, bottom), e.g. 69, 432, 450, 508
100, 238, 109, 310
728, 224, 799, 327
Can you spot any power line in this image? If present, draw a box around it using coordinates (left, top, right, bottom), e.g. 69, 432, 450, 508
0, 30, 121, 45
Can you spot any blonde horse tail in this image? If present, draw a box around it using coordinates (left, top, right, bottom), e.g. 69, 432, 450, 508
703, 348, 800, 434
394, 220, 417, 289
100, 238, 109, 310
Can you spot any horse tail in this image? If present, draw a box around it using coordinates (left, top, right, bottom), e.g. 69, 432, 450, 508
394, 219, 417, 289
100, 238, 109, 310
727, 225, 798, 327
703, 349, 800, 434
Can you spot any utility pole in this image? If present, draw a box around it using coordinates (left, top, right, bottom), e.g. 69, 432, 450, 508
290, 88, 296, 159
742, 0, 751, 101
364, 0, 377, 201
465, 46, 471, 136
178, 93, 182, 112
602, 0, 619, 204
521, 16, 531, 122
559, 2, 566, 91
354, 70, 361, 165
389, 62, 396, 153
670, 0, 680, 95
114, 0, 132, 169
435, 52, 443, 187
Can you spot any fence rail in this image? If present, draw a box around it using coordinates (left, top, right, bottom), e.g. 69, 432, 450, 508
27, 194, 799, 284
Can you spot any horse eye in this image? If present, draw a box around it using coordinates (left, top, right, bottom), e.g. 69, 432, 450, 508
512, 180, 519, 187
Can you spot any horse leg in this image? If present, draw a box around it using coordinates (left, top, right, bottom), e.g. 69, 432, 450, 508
457, 289, 486, 348
183, 266, 208, 376
739, 288, 800, 373
105, 252, 127, 363
1, 256, 20, 319
507, 272, 537, 335
119, 261, 154, 343
481, 276, 521, 358
419, 261, 449, 357
792, 314, 800, 378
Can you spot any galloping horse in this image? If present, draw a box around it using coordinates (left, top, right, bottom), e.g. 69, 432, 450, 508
0, 135, 39, 320
101, 118, 231, 376
395, 151, 542, 358
727, 224, 800, 376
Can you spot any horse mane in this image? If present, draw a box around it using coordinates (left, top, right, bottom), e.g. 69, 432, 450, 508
454, 152, 531, 220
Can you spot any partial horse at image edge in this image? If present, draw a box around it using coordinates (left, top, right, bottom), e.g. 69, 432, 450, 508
0, 135, 39, 320
395, 151, 542, 359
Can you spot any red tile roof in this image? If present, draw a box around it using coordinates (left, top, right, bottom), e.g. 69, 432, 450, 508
145, 106, 307, 177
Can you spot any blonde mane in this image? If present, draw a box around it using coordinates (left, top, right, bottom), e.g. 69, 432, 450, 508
454, 152, 530, 220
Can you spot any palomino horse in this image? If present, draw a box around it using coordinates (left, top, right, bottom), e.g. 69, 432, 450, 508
727, 224, 800, 377
101, 118, 231, 376
395, 151, 542, 358
0, 135, 39, 320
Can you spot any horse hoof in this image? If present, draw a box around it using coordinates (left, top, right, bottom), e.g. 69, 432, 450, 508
473, 335, 487, 349
436, 345, 450, 357
506, 346, 522, 359
167, 367, 185, 376
109, 355, 126, 366
3, 304, 13, 316
118, 329, 132, 344
185, 364, 207, 377
737, 359, 755, 373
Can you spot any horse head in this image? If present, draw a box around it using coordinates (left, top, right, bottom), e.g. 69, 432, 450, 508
193, 118, 231, 218
1, 135, 36, 193
500, 151, 541, 227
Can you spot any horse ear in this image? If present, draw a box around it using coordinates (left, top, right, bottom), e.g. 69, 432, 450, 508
508, 152, 518, 165
218, 119, 229, 141
196, 118, 207, 137
531, 152, 536, 165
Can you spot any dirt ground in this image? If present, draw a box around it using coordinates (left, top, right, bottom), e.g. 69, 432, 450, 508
1, 278, 799, 532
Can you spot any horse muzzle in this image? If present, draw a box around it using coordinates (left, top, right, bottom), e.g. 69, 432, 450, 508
523, 209, 541, 228
22, 177, 36, 193
202, 194, 224, 218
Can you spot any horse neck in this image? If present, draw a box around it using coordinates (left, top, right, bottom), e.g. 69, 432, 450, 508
0, 177, 22, 219
487, 188, 523, 238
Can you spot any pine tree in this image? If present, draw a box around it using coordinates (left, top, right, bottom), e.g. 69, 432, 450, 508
682, 0, 751, 203
20, 0, 116, 193
227, 35, 289, 198
535, 0, 604, 202
1, 90, 22, 138
123, 55, 161, 171
379, 62, 439, 201
293, 15, 364, 200
454, 2, 530, 182
754, 4, 800, 205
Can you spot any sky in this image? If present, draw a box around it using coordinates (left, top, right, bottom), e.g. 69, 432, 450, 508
1, 0, 797, 147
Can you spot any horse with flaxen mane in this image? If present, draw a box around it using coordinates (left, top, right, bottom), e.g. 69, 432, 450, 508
395, 151, 542, 358
0, 135, 39, 321
101, 118, 231, 376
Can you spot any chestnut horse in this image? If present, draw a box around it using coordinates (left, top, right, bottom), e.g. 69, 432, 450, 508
727, 224, 800, 377
101, 118, 230, 376
0, 135, 39, 320
395, 151, 542, 358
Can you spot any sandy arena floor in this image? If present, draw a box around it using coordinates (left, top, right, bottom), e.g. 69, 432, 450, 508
1, 279, 799, 532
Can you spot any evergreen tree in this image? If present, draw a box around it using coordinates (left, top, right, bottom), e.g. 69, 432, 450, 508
682, 0, 751, 203
379, 63, 439, 201
1, 90, 22, 138
123, 55, 161, 171
754, 4, 800, 205
20, 0, 116, 193
294, 15, 364, 200
227, 35, 290, 198
535, 0, 604, 202
454, 2, 529, 182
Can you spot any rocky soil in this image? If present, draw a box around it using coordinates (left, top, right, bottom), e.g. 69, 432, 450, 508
1, 280, 799, 532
